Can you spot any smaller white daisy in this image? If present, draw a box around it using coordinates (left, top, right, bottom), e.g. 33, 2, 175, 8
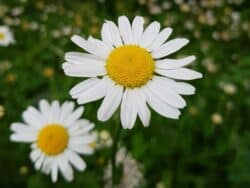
10, 99, 95, 183
0, 26, 15, 46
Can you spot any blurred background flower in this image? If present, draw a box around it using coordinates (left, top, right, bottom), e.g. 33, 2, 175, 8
0, 26, 15, 46
103, 147, 144, 188
0, 105, 5, 119
91, 130, 113, 149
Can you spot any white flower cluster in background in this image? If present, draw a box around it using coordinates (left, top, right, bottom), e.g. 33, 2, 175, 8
92, 130, 113, 149
104, 147, 144, 188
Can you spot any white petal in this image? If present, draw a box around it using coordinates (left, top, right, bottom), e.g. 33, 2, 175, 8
10, 133, 37, 143
65, 52, 104, 64
22, 107, 45, 128
69, 135, 95, 145
173, 82, 195, 95
71, 35, 86, 49
11, 122, 37, 133
152, 38, 189, 59
69, 120, 94, 136
134, 89, 151, 127
58, 155, 74, 182
132, 16, 144, 44
156, 56, 196, 69
39, 99, 51, 123
148, 27, 173, 51
85, 36, 111, 58
30, 149, 42, 162
58, 101, 75, 124
148, 79, 186, 108
118, 16, 132, 44
69, 144, 94, 155
62, 62, 106, 78
151, 76, 196, 95
71, 35, 110, 59
97, 84, 123, 121
50, 100, 60, 123
70, 77, 100, 97
75, 77, 110, 104
31, 143, 37, 149
139, 21, 160, 48
101, 23, 115, 49
51, 161, 58, 183
155, 68, 203, 80
35, 153, 45, 170
66, 150, 86, 171
120, 89, 137, 129
143, 86, 180, 119
41, 157, 52, 175
63, 107, 84, 126
105, 21, 123, 47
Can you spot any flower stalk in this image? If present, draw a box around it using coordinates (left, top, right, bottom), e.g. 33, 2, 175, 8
111, 122, 122, 188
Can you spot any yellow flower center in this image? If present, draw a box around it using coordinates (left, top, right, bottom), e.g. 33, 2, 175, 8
106, 45, 155, 88
0, 32, 5, 41
37, 124, 69, 156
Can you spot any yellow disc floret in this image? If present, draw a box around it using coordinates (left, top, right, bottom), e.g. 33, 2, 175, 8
37, 124, 68, 156
0, 33, 5, 41
106, 45, 155, 88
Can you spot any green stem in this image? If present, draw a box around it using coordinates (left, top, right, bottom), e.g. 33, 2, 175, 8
111, 122, 122, 188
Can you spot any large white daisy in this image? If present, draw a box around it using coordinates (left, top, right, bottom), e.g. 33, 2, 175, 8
10, 100, 95, 183
63, 16, 202, 129
0, 26, 15, 46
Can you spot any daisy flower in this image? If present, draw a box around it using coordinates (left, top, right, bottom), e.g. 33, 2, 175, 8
63, 16, 202, 129
0, 26, 15, 46
10, 99, 95, 183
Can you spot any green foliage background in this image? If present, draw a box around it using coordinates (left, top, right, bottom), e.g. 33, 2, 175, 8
0, 0, 250, 187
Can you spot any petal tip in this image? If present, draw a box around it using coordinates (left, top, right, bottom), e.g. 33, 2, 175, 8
71, 34, 80, 42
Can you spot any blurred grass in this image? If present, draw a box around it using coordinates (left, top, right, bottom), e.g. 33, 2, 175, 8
0, 0, 250, 187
